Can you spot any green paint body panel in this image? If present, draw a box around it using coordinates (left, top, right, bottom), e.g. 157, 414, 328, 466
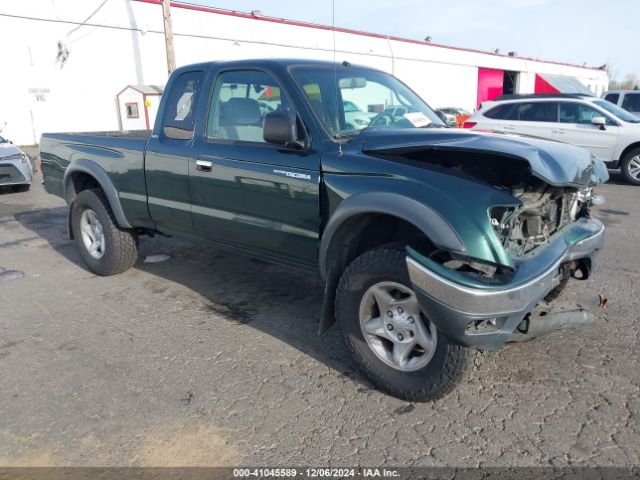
406, 214, 602, 290
40, 59, 607, 283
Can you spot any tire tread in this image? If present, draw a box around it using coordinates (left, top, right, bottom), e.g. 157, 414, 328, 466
71, 188, 138, 276
621, 147, 640, 186
335, 244, 475, 402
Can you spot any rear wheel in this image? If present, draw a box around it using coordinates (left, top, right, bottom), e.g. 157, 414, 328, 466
336, 244, 475, 401
70, 189, 138, 276
621, 148, 640, 186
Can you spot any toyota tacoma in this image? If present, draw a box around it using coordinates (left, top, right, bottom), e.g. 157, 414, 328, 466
41, 59, 608, 401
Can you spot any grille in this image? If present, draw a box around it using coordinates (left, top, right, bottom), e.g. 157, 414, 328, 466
0, 163, 26, 185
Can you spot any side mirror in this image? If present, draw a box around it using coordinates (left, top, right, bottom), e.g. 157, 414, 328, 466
591, 116, 606, 130
263, 111, 297, 146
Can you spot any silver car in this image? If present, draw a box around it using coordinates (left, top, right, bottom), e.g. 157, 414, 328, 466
0, 135, 33, 192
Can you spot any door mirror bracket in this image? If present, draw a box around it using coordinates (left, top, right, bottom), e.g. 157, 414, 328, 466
591, 116, 607, 130
264, 111, 304, 148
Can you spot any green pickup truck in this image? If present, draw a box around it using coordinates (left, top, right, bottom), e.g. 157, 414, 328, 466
41, 59, 608, 401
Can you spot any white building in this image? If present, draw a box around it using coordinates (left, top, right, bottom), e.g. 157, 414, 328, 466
0, 0, 609, 145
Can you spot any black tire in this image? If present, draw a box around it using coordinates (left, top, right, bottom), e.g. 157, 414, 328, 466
621, 147, 640, 186
336, 244, 476, 402
70, 189, 138, 276
11, 184, 30, 192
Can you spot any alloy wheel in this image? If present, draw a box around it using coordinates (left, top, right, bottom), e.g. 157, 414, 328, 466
359, 281, 437, 372
627, 155, 640, 180
79, 209, 106, 260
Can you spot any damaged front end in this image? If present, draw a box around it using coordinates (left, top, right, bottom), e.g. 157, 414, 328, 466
359, 129, 608, 349
406, 207, 605, 350
490, 181, 604, 258
376, 139, 607, 349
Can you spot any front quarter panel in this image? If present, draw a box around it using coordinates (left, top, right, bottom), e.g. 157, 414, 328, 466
321, 143, 519, 271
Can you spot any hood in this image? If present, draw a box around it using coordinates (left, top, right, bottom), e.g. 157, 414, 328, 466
0, 142, 23, 160
357, 128, 609, 187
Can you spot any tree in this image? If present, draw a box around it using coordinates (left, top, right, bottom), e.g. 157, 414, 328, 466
605, 60, 620, 89
621, 73, 638, 90
607, 61, 639, 90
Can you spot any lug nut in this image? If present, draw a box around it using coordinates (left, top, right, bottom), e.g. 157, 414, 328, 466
387, 324, 394, 331
409, 331, 414, 337
397, 333, 404, 341
386, 310, 393, 318
397, 307, 404, 314
408, 316, 414, 323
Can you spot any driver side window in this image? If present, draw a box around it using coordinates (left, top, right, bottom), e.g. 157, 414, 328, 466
558, 103, 615, 126
206, 70, 292, 143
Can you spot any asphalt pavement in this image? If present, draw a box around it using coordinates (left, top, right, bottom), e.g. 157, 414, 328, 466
0, 156, 638, 467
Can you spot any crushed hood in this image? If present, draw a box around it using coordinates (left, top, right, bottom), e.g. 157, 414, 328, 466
358, 129, 609, 187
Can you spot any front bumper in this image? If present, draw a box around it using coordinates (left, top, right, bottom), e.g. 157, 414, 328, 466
407, 217, 604, 350
604, 159, 619, 169
0, 161, 33, 186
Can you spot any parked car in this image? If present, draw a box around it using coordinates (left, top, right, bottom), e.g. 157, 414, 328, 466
362, 105, 411, 128
258, 100, 275, 116
603, 90, 640, 118
465, 93, 640, 185
435, 109, 457, 127
0, 135, 33, 192
437, 107, 473, 128
41, 60, 607, 401
343, 100, 377, 129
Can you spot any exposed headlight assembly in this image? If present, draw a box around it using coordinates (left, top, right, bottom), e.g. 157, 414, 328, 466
1, 153, 27, 163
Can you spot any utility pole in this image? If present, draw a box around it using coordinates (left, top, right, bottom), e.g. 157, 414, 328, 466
162, 0, 176, 75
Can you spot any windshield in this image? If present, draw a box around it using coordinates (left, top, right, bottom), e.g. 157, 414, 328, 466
594, 100, 640, 123
291, 66, 444, 137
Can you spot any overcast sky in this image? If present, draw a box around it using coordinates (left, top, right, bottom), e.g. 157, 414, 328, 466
198, 0, 639, 80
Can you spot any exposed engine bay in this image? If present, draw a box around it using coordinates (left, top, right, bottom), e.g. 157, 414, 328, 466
387, 148, 600, 280
490, 181, 594, 257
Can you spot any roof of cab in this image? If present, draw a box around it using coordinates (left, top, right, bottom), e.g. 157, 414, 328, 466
172, 58, 373, 72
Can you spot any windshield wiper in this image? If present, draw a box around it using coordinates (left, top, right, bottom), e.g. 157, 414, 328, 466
334, 129, 364, 140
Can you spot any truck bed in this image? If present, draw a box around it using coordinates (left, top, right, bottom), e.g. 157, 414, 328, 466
40, 130, 153, 229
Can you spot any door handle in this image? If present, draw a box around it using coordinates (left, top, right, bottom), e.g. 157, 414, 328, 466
196, 160, 213, 172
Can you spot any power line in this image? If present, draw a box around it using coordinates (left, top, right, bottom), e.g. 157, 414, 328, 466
0, 12, 138, 32
66, 0, 110, 36
0, 12, 608, 78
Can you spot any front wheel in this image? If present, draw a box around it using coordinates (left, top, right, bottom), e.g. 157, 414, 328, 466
621, 148, 640, 186
70, 189, 138, 276
335, 244, 475, 401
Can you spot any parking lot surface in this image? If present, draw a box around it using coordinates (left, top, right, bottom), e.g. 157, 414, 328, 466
1, 161, 639, 467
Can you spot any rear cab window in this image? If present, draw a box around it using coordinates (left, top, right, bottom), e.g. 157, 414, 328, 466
162, 70, 205, 140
